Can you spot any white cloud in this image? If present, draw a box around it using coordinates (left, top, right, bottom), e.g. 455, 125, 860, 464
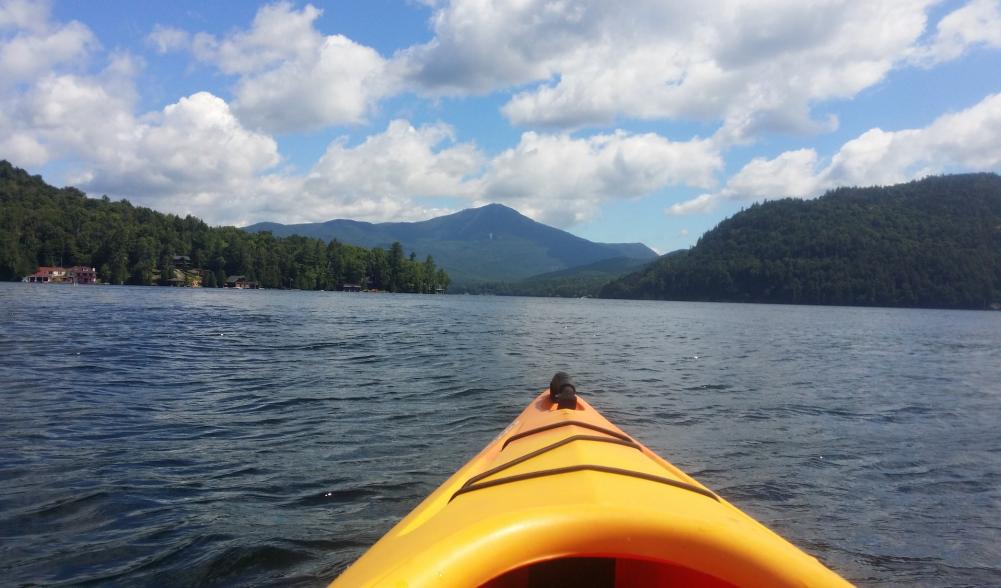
398, 0, 996, 142
394, 0, 602, 95
0, 3, 284, 225
81, 92, 281, 200
173, 2, 395, 132
4, 63, 138, 166
133, 0, 1001, 143
142, 0, 999, 142
1, 2, 721, 229
8, 0, 998, 235
71, 103, 718, 227
2, 81, 281, 225
0, 132, 47, 167
0, 0, 97, 87
192, 2, 324, 75
723, 149, 824, 200
146, 25, 189, 55
1, 74, 284, 225
480, 130, 721, 225
223, 124, 720, 227
297, 119, 483, 222
279, 125, 721, 228
232, 34, 394, 132
4, 0, 724, 230
60, 116, 479, 227
668, 92, 1001, 214
0, 0, 49, 32
910, 0, 1001, 65
143, 118, 483, 227
667, 194, 717, 216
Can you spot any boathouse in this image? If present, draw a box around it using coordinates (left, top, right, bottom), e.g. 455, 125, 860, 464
225, 275, 260, 289
24, 266, 97, 284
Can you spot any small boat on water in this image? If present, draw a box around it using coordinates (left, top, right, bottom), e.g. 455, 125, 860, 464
329, 374, 850, 587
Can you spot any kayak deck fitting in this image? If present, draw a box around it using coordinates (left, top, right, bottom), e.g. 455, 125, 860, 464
329, 374, 850, 587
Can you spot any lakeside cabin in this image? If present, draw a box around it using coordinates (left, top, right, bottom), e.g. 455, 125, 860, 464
341, 283, 361, 292
23, 266, 97, 284
225, 275, 260, 289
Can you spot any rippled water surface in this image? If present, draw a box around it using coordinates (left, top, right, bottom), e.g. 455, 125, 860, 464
1, 283, 999, 586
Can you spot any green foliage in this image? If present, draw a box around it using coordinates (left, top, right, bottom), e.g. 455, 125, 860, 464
0, 161, 449, 293
601, 174, 1001, 310
457, 256, 650, 297
245, 203, 657, 284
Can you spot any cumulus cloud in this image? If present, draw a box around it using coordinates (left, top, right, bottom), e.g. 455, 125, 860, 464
231, 35, 393, 132
0, 0, 97, 87
0, 0, 49, 32
8, 0, 999, 234
0, 132, 47, 167
667, 92, 1001, 214
1, 1, 721, 229
133, 0, 1001, 143
125, 119, 719, 228
479, 130, 721, 225
191, 2, 324, 75
143, 0, 1000, 142
172, 2, 396, 132
297, 119, 483, 222
395, 0, 1001, 143
1, 51, 139, 167
0, 2, 283, 224
910, 0, 1001, 65
3, 79, 282, 223
80, 93, 281, 200
241, 122, 722, 228
394, 0, 607, 95
169, 118, 481, 226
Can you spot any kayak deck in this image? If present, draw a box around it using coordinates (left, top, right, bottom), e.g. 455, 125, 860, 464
329, 390, 849, 587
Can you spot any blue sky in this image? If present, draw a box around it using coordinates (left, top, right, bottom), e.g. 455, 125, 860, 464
3, 0, 1000, 253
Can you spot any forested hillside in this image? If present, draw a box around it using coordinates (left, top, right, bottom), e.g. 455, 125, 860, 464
457, 256, 651, 297
0, 161, 449, 291
245, 203, 656, 284
601, 174, 1001, 309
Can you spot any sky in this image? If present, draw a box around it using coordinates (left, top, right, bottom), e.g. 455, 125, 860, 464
1, 0, 1000, 253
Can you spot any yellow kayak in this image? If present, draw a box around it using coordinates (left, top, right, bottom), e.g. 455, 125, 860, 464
329, 375, 850, 587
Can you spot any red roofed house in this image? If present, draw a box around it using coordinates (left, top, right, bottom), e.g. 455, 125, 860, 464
25, 267, 65, 283
24, 266, 97, 284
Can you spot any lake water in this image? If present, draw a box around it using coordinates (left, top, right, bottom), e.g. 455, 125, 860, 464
1, 282, 999, 587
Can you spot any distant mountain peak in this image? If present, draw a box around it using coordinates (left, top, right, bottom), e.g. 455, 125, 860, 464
478, 202, 514, 211
243, 203, 657, 284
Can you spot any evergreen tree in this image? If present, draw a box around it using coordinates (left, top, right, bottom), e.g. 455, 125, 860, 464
600, 174, 1001, 310
0, 161, 450, 293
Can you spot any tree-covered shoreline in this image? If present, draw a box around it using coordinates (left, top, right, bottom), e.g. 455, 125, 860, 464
6, 159, 999, 309
0, 161, 450, 292
601, 174, 1001, 310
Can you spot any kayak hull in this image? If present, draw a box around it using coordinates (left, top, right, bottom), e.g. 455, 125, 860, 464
329, 392, 850, 587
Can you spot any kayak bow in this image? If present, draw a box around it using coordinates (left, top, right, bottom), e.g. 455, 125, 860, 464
329, 379, 850, 587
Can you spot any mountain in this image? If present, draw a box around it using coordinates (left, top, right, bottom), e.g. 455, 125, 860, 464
601, 174, 1001, 310
244, 204, 657, 284
458, 256, 653, 297
525, 256, 654, 282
